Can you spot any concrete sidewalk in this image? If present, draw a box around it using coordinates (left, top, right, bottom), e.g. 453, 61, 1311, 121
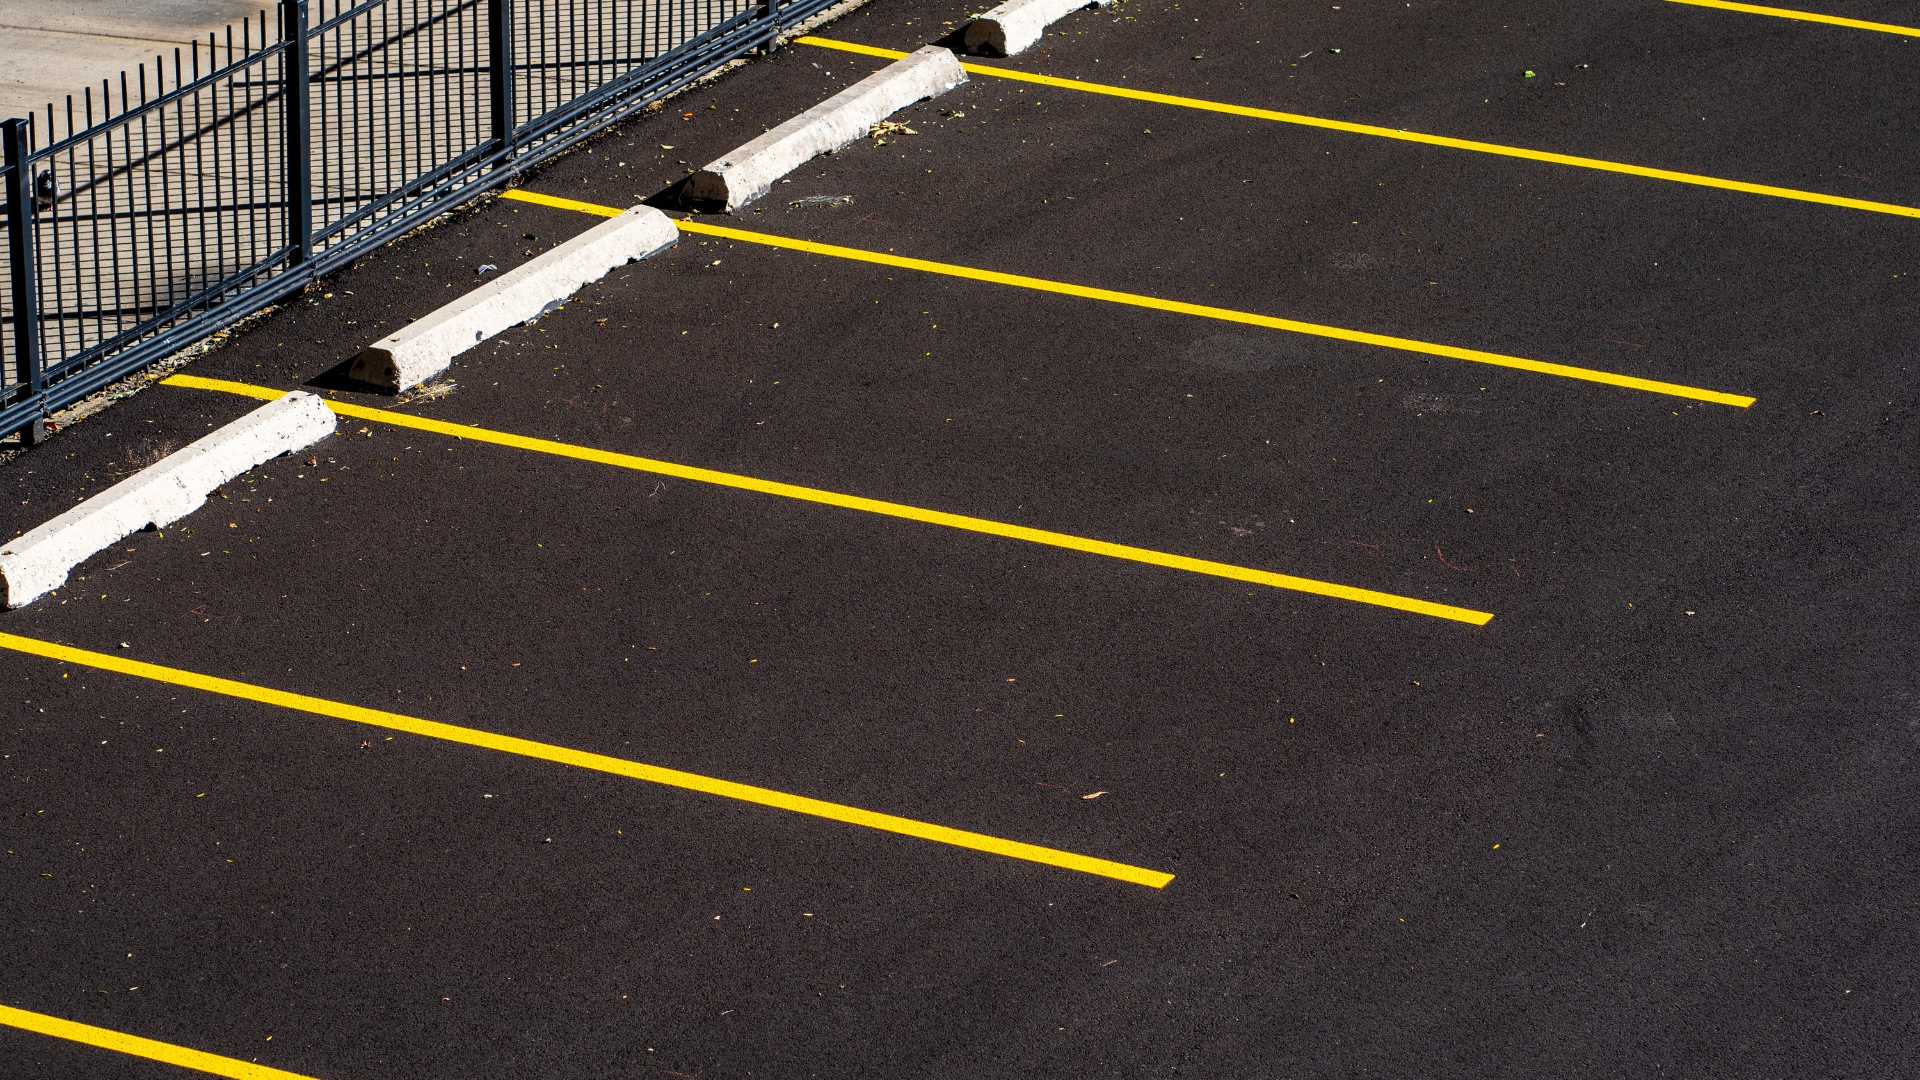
0, 0, 259, 123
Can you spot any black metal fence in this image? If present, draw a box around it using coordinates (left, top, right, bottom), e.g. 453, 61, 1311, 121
0, 0, 832, 444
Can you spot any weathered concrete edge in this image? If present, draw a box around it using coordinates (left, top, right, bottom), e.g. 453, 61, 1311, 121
962, 0, 1110, 57
349, 206, 680, 392
0, 391, 336, 609
685, 45, 967, 212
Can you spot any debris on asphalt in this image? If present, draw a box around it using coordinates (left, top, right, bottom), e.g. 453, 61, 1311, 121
870, 120, 917, 146
475, 263, 498, 276
396, 378, 458, 405
1081, 791, 1109, 800
790, 194, 853, 209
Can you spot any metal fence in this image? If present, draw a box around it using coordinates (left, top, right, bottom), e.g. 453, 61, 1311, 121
0, 0, 832, 444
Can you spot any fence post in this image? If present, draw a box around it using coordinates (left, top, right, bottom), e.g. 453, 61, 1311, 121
489, 0, 515, 159
762, 0, 782, 53
2, 118, 45, 446
280, 0, 313, 268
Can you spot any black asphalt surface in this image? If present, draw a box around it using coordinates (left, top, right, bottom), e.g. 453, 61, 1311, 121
5, 0, 1920, 1075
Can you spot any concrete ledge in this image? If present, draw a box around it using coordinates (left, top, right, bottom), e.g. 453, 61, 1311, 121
685, 45, 966, 213
349, 205, 679, 392
962, 0, 1108, 57
0, 391, 335, 609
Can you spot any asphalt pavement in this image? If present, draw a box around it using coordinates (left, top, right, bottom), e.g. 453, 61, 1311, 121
3, 0, 1919, 1076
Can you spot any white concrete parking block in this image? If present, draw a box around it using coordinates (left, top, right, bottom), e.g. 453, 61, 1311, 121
962, 0, 1109, 57
0, 391, 335, 609
685, 45, 966, 213
349, 205, 680, 392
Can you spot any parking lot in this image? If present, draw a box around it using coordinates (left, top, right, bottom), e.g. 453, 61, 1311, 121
4, 0, 1919, 1074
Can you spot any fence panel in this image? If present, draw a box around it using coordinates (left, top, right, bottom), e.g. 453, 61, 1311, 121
310, 0, 492, 252
1, 0, 832, 442
29, 32, 294, 393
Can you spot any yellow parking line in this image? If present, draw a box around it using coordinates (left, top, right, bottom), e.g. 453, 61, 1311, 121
166, 373, 1491, 625
0, 630, 1174, 888
501, 187, 1755, 408
505, 190, 631, 216
796, 36, 1920, 221
0, 1002, 321, 1080
1662, 0, 1920, 36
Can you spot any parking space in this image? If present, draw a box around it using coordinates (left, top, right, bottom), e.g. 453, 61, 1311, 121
4, 0, 1919, 1075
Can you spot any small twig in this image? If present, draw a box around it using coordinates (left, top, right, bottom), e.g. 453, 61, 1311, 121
1435, 546, 1473, 572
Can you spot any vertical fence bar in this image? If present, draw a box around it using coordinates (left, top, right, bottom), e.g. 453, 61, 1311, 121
763, 0, 782, 52
2, 119, 45, 445
490, 0, 516, 160
280, 0, 312, 267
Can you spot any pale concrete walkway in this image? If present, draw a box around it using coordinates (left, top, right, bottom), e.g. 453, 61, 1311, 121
0, 1, 260, 127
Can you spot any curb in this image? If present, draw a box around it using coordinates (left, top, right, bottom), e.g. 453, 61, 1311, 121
349, 205, 680, 391
0, 391, 335, 609
963, 0, 1109, 57
685, 45, 966, 213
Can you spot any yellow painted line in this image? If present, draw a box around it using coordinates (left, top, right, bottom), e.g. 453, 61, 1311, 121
1662, 0, 1920, 36
796, 36, 1920, 221
500, 189, 626, 217
166, 372, 1490, 625
500, 187, 1755, 408
0, 1003, 321, 1080
0, 630, 1173, 888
